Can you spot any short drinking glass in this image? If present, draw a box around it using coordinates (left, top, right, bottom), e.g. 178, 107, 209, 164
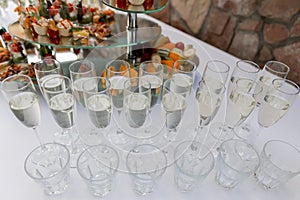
255, 140, 300, 189
215, 139, 260, 189
77, 144, 119, 197
126, 144, 167, 195
174, 141, 214, 192
24, 143, 70, 195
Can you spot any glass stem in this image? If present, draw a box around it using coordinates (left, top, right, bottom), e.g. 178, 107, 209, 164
116, 110, 123, 134
32, 127, 44, 147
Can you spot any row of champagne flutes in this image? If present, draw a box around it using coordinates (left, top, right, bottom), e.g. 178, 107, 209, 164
1, 57, 300, 196
195, 60, 299, 150
0, 56, 198, 196
193, 59, 300, 191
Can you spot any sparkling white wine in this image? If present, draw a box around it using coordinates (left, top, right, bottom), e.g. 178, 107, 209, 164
140, 75, 162, 106
9, 92, 41, 128
228, 76, 254, 96
226, 92, 256, 128
203, 77, 224, 94
258, 95, 289, 127
49, 93, 75, 129
124, 94, 150, 128
170, 73, 193, 95
72, 78, 87, 107
39, 74, 62, 94
196, 78, 224, 126
162, 92, 186, 130
256, 75, 273, 105
86, 94, 111, 128
109, 76, 128, 110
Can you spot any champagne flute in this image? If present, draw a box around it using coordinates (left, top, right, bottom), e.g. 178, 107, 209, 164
227, 60, 260, 139
195, 79, 225, 130
161, 79, 189, 141
195, 60, 230, 132
139, 61, 164, 107
1, 74, 43, 146
42, 75, 81, 167
34, 58, 62, 96
225, 79, 262, 133
123, 77, 151, 130
256, 61, 290, 106
258, 78, 299, 128
69, 60, 96, 146
69, 60, 96, 107
82, 77, 112, 145
171, 59, 197, 95
209, 79, 262, 153
105, 59, 130, 145
227, 60, 260, 97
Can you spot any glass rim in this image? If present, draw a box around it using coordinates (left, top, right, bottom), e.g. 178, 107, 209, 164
236, 60, 260, 74
206, 60, 230, 74
218, 139, 260, 173
126, 144, 167, 179
173, 59, 197, 73
105, 59, 131, 72
263, 140, 300, 174
1, 74, 32, 92
272, 78, 300, 95
82, 77, 111, 94
77, 144, 119, 180
235, 78, 263, 95
124, 77, 151, 92
69, 60, 95, 77
139, 60, 164, 75
24, 143, 70, 181
264, 60, 290, 75
42, 75, 71, 94
164, 78, 192, 96
34, 58, 61, 73
174, 141, 215, 176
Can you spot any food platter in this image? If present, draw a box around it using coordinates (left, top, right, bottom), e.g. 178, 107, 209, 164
102, 0, 169, 13
8, 13, 161, 49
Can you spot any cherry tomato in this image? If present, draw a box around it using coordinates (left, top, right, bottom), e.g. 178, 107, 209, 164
2, 32, 12, 41
49, 6, 59, 17
67, 3, 74, 12
10, 43, 21, 52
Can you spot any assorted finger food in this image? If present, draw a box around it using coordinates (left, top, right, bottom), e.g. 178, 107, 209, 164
14, 0, 115, 45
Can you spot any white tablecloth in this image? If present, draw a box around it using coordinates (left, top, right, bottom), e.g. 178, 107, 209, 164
1, 14, 300, 200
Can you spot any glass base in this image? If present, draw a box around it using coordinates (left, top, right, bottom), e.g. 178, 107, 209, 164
79, 128, 105, 146
53, 127, 84, 168
196, 122, 235, 157
209, 122, 235, 141
234, 123, 256, 143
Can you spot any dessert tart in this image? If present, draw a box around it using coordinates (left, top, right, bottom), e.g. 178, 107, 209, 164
32, 17, 49, 36
57, 19, 74, 37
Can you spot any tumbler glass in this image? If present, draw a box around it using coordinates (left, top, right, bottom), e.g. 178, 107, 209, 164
24, 143, 70, 195
215, 139, 260, 189
255, 140, 300, 189
126, 144, 167, 195
77, 144, 119, 197
174, 141, 214, 192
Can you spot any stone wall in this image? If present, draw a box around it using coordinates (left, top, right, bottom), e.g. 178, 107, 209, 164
150, 0, 300, 84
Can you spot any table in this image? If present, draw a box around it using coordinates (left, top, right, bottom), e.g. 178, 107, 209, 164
1, 14, 300, 200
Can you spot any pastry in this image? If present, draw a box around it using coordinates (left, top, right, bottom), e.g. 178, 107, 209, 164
32, 17, 49, 36
57, 19, 74, 37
